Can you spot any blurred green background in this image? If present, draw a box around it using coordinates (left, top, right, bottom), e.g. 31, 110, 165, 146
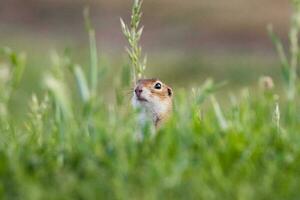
2, 2, 300, 199
0, 0, 291, 96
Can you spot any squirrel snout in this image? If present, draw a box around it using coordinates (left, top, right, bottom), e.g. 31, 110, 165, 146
135, 87, 143, 97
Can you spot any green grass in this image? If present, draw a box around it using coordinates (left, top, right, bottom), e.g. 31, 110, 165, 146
1, 1, 300, 200
1, 72, 300, 199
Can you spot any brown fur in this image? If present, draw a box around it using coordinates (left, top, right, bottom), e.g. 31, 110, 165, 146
137, 79, 172, 101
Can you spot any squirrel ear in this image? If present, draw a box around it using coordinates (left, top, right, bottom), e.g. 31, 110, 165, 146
167, 87, 173, 97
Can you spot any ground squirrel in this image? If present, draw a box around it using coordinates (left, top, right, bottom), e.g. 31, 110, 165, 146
132, 78, 173, 129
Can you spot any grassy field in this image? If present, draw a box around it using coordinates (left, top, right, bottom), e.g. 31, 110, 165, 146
1, 1, 300, 200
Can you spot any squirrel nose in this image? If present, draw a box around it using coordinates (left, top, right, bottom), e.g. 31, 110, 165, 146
135, 87, 143, 96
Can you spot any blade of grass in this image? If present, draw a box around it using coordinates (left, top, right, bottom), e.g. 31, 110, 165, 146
73, 65, 90, 104
84, 7, 98, 97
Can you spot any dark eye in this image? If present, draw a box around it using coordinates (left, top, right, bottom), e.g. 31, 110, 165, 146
154, 82, 162, 89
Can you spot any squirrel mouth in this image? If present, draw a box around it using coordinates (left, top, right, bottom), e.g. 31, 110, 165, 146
136, 96, 148, 102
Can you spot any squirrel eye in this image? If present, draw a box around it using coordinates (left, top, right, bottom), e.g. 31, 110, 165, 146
154, 82, 162, 89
